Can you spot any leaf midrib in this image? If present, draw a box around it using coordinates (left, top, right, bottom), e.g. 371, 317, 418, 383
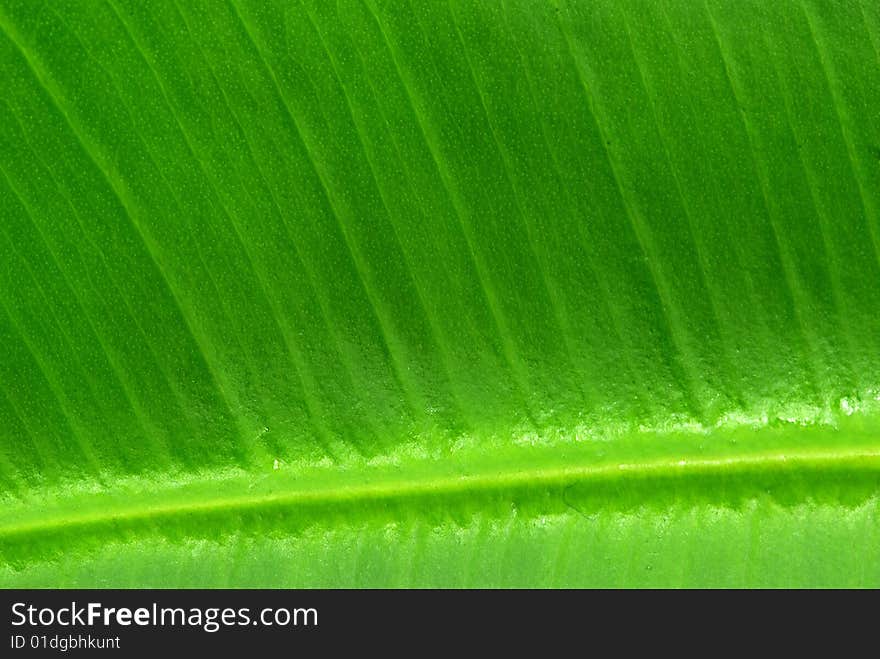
2, 439, 878, 546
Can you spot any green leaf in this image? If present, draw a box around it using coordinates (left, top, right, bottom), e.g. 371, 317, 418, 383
1, 0, 878, 587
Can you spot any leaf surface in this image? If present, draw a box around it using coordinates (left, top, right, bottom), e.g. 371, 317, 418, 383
0, 0, 878, 587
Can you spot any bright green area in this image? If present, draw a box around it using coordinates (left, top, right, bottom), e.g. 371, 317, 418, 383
0, 0, 878, 587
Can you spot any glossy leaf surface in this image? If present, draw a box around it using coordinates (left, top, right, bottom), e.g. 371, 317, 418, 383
1, 0, 879, 587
